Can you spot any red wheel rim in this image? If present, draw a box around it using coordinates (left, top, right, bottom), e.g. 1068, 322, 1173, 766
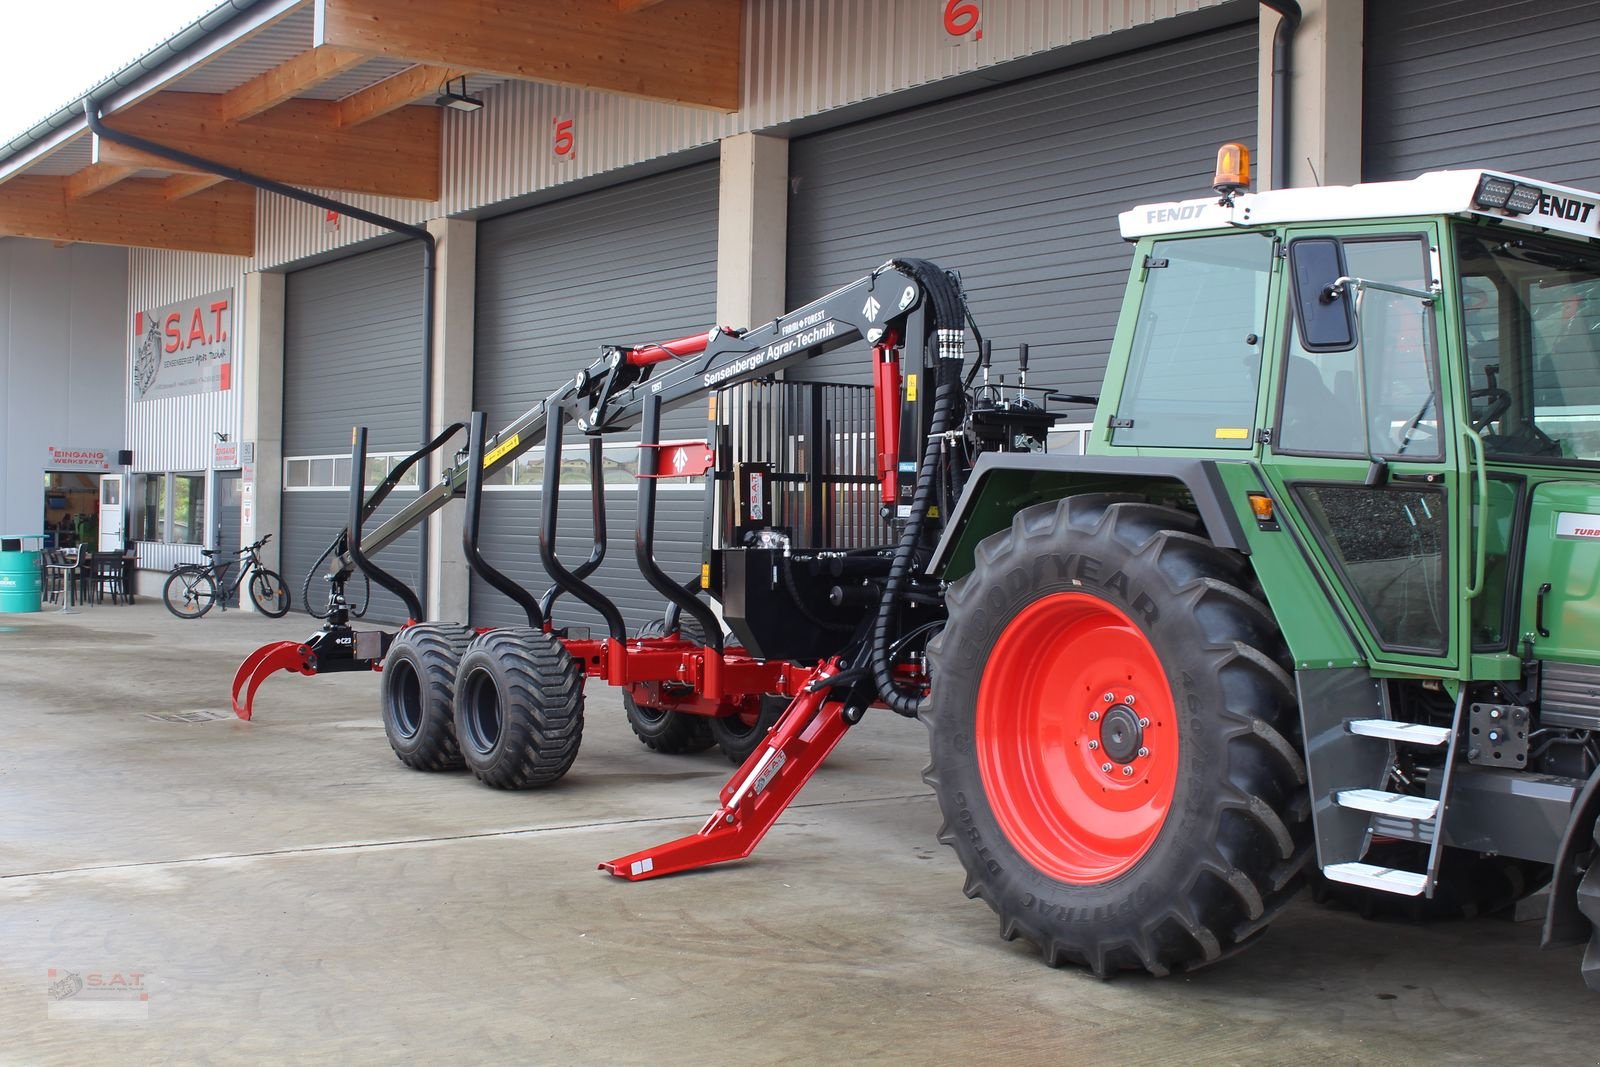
976, 592, 1179, 884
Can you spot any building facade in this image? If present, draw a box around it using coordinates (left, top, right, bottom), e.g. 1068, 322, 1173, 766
4, 0, 1599, 625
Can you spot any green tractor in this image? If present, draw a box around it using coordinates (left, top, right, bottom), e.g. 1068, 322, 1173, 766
925, 159, 1600, 985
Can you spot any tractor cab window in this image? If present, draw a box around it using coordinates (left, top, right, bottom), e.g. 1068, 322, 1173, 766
1113, 232, 1275, 449
1455, 225, 1600, 464
1278, 236, 1441, 459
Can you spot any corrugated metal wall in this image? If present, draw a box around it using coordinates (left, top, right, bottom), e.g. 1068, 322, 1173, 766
786, 21, 1258, 394
281, 242, 426, 623
126, 249, 247, 572
1364, 0, 1600, 189
470, 164, 720, 633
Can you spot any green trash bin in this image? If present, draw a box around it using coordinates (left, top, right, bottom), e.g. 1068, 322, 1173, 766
0, 548, 42, 613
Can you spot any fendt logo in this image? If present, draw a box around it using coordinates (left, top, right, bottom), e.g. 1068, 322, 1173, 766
1537, 194, 1596, 224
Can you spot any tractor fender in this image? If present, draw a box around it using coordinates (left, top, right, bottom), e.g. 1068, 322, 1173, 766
928, 452, 1248, 581
1543, 762, 1600, 948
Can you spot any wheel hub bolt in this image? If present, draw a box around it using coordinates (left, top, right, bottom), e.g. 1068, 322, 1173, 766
1124, 695, 1136, 706
1137, 746, 1149, 758
1088, 740, 1099, 750
1088, 711, 1100, 722
1101, 763, 1113, 773
1121, 766, 1134, 776
1138, 717, 1149, 728
1103, 692, 1115, 702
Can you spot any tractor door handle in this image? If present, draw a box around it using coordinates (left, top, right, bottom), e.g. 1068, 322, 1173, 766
1537, 582, 1552, 639
1459, 424, 1488, 600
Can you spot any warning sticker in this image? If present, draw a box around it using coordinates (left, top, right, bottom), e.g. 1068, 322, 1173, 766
1214, 427, 1250, 441
484, 433, 520, 468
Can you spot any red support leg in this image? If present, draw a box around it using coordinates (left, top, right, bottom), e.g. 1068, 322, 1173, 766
600, 660, 852, 879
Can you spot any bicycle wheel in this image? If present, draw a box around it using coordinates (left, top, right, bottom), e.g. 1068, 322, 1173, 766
249, 569, 291, 618
163, 568, 216, 619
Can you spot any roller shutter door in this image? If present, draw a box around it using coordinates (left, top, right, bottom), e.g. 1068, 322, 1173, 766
785, 22, 1258, 395
471, 163, 718, 632
282, 242, 425, 624
1364, 0, 1600, 188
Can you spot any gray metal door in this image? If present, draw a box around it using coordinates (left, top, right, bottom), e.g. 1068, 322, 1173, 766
215, 470, 241, 606
1364, 0, 1600, 188
282, 242, 426, 623
785, 21, 1258, 396
471, 163, 719, 632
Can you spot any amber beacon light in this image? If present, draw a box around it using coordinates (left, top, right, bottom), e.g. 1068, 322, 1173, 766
1213, 142, 1251, 201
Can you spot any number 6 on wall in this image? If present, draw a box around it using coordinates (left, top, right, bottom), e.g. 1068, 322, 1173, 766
554, 118, 576, 160
943, 0, 981, 39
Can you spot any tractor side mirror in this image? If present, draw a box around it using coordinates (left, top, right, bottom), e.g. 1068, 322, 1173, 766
1290, 238, 1357, 352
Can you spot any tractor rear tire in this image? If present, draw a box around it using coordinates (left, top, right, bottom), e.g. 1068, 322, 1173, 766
453, 628, 584, 790
1577, 819, 1600, 991
624, 617, 715, 755
924, 494, 1312, 977
380, 623, 475, 771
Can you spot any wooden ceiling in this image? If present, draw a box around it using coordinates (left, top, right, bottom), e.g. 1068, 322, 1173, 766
0, 0, 743, 256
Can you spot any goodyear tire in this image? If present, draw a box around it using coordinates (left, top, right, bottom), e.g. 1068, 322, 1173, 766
381, 623, 475, 771
454, 628, 584, 790
924, 495, 1312, 977
624, 617, 715, 755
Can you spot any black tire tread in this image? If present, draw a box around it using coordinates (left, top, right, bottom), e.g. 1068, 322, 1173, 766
923, 494, 1312, 977
456, 629, 584, 790
381, 623, 475, 771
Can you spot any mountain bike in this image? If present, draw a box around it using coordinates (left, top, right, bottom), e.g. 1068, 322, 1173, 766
163, 535, 291, 619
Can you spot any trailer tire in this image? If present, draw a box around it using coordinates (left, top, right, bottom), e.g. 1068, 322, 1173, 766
381, 623, 475, 771
1579, 818, 1600, 992
711, 694, 788, 766
924, 495, 1312, 977
624, 618, 715, 754
454, 628, 584, 790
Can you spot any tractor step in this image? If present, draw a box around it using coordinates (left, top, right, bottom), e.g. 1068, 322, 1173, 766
1334, 788, 1439, 821
1322, 862, 1428, 896
1346, 719, 1451, 745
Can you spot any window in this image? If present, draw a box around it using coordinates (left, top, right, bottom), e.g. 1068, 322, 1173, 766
171, 474, 206, 545
1278, 236, 1441, 460
132, 474, 166, 542
283, 453, 419, 491
1114, 232, 1276, 449
1455, 225, 1600, 464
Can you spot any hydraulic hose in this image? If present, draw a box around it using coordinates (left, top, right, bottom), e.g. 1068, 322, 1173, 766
872, 258, 968, 716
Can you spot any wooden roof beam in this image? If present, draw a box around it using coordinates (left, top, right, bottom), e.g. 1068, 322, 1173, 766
164, 173, 229, 201
218, 45, 371, 122
337, 65, 465, 127
315, 0, 742, 111
95, 92, 441, 200
0, 175, 254, 256
65, 163, 140, 200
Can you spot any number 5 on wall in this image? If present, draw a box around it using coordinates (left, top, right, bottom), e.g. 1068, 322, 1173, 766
554, 118, 576, 160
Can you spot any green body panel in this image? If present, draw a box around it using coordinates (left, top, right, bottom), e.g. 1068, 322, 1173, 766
1521, 481, 1600, 666
937, 470, 1191, 583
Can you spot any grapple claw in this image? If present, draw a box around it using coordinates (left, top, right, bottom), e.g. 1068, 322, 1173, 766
231, 640, 317, 720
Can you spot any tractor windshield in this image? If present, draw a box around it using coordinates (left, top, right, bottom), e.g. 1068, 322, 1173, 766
1456, 225, 1600, 464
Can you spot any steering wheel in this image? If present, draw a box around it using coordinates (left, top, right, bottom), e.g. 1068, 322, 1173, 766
1469, 386, 1512, 432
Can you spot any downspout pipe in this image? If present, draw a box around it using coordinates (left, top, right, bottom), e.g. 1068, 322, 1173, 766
84, 100, 437, 616
1257, 0, 1301, 191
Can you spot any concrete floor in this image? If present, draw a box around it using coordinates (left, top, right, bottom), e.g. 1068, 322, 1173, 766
0, 600, 1592, 1065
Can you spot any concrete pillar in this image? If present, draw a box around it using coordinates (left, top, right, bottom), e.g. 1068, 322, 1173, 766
425, 217, 477, 622
240, 270, 285, 611
1256, 0, 1364, 191
716, 133, 789, 329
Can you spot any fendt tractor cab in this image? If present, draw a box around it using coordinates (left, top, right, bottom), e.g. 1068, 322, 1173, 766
236, 148, 1600, 990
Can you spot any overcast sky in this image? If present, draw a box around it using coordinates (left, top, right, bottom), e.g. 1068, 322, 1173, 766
0, 0, 219, 145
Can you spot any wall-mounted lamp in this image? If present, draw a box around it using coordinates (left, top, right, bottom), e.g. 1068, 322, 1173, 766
435, 76, 484, 113
213, 431, 230, 442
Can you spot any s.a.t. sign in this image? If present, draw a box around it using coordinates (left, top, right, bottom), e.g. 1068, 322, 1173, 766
132, 288, 234, 402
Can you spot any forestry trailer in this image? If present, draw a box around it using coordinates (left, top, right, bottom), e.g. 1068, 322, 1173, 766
236, 148, 1600, 988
